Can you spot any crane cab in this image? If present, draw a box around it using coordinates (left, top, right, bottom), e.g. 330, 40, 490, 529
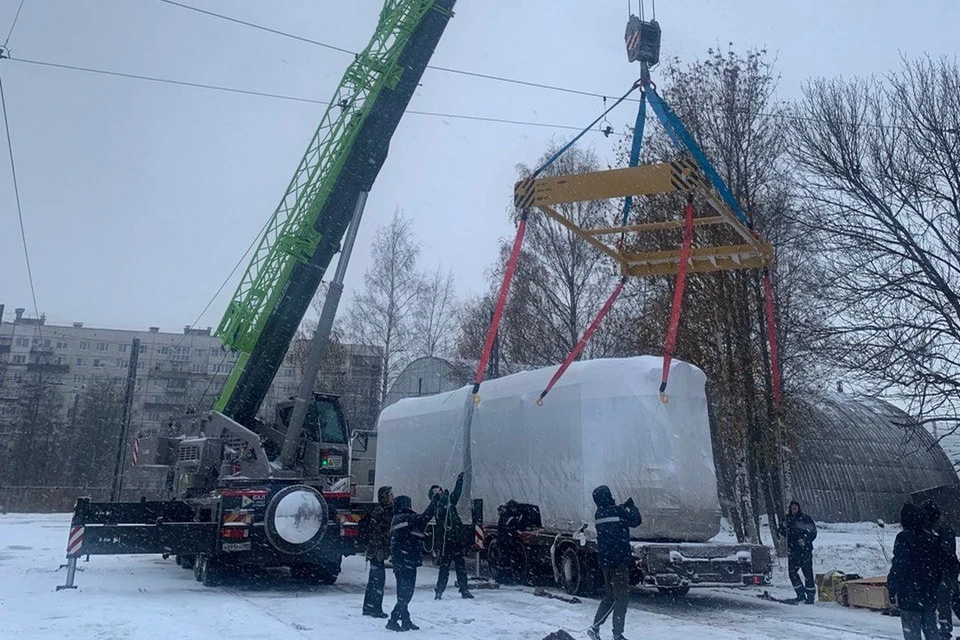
269, 392, 349, 480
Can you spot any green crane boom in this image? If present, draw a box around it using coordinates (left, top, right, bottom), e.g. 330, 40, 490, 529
213, 0, 456, 425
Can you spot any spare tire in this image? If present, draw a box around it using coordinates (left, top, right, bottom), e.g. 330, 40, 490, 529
264, 485, 329, 555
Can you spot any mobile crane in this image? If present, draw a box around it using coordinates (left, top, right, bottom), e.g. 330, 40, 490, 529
58, 0, 457, 590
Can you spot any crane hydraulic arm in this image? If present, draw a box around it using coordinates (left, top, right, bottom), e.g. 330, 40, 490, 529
214, 0, 456, 426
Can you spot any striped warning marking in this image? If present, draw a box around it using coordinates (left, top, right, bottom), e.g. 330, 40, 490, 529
66, 526, 84, 557
514, 177, 536, 209
222, 511, 254, 525
474, 524, 484, 550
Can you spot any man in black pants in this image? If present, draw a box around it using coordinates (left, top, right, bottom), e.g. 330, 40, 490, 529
889, 502, 943, 640
362, 485, 393, 618
921, 500, 958, 640
779, 500, 818, 603
430, 472, 474, 600
588, 485, 642, 640
387, 493, 438, 632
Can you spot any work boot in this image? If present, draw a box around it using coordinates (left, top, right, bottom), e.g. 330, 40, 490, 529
461, 590, 474, 599
385, 619, 403, 632
805, 588, 816, 604
364, 609, 389, 619
400, 619, 420, 631
587, 626, 601, 640
794, 587, 806, 603
435, 591, 442, 600
613, 635, 629, 640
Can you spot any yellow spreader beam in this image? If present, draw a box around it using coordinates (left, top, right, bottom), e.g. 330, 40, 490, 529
514, 158, 773, 277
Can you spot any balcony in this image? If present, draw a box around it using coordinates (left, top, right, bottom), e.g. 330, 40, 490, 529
27, 363, 70, 374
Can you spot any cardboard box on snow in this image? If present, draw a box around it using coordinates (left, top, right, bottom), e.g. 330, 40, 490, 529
844, 576, 890, 610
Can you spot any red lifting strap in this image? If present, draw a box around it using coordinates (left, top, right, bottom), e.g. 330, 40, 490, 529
763, 270, 782, 408
537, 277, 627, 404
473, 212, 529, 396
660, 198, 696, 397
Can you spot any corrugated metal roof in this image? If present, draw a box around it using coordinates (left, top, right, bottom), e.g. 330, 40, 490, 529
788, 394, 959, 523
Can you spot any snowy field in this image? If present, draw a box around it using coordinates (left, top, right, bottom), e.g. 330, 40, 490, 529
0, 514, 913, 639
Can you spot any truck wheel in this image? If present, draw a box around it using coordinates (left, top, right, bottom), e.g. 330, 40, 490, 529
292, 561, 340, 586
657, 586, 690, 597
199, 556, 225, 587
488, 537, 529, 585
560, 547, 589, 597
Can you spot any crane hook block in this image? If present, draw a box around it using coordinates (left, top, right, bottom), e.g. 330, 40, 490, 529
625, 15, 661, 67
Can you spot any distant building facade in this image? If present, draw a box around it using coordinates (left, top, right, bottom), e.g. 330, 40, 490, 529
0, 305, 382, 472
382, 356, 472, 409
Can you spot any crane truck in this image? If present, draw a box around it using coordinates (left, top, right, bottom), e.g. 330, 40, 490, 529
58, 0, 457, 590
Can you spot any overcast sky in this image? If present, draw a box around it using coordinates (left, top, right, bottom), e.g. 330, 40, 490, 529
1, 0, 958, 332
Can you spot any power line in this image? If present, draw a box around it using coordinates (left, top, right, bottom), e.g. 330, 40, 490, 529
151, 0, 917, 133
3, 0, 26, 48
0, 69, 41, 329
157, 0, 353, 56
155, 0, 626, 102
11, 57, 325, 105
8, 56, 626, 136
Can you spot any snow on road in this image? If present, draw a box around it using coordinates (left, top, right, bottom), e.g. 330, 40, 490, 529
0, 514, 909, 639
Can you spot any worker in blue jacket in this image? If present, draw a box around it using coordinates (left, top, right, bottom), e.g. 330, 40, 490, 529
588, 485, 642, 640
387, 493, 439, 632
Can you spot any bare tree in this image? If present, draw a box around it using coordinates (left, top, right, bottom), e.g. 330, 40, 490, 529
346, 209, 423, 401
791, 56, 960, 433
628, 47, 810, 546
68, 377, 126, 487
2, 371, 63, 486
458, 145, 639, 370
415, 267, 458, 359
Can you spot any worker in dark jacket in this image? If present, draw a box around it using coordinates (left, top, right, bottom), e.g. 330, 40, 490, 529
889, 502, 943, 640
387, 493, 439, 632
921, 500, 958, 640
588, 485, 642, 640
778, 500, 818, 603
430, 472, 474, 600
362, 485, 393, 618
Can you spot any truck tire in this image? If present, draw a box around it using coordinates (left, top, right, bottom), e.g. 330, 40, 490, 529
560, 547, 589, 597
177, 554, 196, 570
292, 561, 340, 586
264, 485, 329, 555
198, 556, 225, 587
487, 537, 529, 585
657, 586, 690, 597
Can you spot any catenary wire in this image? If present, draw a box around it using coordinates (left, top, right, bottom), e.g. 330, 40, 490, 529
0, 70, 41, 331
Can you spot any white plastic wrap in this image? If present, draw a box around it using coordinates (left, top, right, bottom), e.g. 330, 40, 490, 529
374, 356, 721, 542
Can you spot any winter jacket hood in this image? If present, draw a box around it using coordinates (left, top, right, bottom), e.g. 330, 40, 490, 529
593, 485, 615, 508
393, 495, 413, 514
789, 500, 802, 514
889, 505, 944, 612
901, 502, 925, 532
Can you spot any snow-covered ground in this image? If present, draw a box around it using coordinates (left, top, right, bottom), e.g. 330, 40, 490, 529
0, 514, 911, 639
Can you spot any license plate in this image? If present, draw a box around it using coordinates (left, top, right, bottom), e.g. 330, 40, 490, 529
221, 542, 251, 552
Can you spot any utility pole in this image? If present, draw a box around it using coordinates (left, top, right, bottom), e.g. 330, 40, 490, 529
110, 337, 140, 501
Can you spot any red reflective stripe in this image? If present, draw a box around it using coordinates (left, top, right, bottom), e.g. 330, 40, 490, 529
661, 201, 696, 390
67, 526, 84, 556
321, 492, 351, 500
763, 271, 782, 408
475, 215, 528, 388
539, 277, 627, 401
